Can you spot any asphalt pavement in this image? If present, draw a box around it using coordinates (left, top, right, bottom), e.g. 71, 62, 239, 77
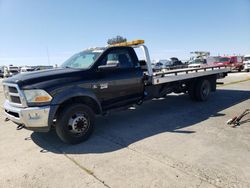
0, 72, 250, 188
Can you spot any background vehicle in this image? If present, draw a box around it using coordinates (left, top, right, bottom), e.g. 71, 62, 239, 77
4, 65, 19, 77
188, 58, 207, 68
154, 58, 187, 70
214, 56, 244, 72
206, 56, 220, 66
168, 57, 187, 69
0, 66, 4, 78
188, 51, 210, 68
20, 66, 35, 74
153, 59, 172, 71
3, 40, 229, 144
243, 55, 250, 72
34, 65, 54, 71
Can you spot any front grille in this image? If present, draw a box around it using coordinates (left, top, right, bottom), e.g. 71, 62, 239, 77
10, 96, 21, 103
8, 86, 18, 93
3, 83, 26, 107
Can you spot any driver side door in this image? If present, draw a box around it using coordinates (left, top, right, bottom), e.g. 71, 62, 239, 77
94, 47, 144, 110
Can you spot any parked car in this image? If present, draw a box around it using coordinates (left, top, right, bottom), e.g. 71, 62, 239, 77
214, 56, 244, 72
34, 65, 54, 71
153, 58, 187, 71
20, 66, 35, 74
168, 57, 187, 69
153, 59, 172, 71
243, 55, 250, 72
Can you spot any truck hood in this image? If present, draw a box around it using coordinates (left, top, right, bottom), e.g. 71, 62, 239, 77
3, 68, 90, 89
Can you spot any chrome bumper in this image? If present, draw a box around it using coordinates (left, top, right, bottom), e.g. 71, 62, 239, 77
4, 101, 50, 128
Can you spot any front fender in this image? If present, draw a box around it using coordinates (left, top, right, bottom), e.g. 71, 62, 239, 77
48, 87, 102, 127
50, 87, 100, 106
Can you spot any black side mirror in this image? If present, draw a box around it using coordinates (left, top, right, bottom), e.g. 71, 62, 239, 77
98, 63, 119, 71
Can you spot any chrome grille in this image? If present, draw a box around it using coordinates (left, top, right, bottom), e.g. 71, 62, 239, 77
3, 83, 27, 107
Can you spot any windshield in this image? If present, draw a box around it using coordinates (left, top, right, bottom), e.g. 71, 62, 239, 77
61, 51, 102, 69
244, 57, 250, 61
219, 58, 230, 62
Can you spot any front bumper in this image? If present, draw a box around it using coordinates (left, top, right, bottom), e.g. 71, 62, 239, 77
4, 101, 50, 131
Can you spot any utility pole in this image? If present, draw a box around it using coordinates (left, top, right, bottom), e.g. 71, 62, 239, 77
46, 46, 51, 65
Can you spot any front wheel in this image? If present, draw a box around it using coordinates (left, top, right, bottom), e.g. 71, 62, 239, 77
56, 103, 95, 144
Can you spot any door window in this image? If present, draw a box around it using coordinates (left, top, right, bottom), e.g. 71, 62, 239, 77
102, 50, 134, 68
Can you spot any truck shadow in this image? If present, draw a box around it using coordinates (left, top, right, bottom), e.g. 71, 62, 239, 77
31, 89, 250, 154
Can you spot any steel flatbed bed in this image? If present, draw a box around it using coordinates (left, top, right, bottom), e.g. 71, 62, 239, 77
151, 66, 229, 85
126, 42, 229, 86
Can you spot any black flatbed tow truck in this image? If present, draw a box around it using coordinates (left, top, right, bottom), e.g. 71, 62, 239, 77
3, 40, 229, 144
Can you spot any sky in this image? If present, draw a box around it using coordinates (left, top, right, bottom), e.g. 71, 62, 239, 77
0, 0, 250, 66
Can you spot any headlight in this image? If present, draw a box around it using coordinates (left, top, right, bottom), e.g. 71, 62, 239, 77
23, 89, 52, 103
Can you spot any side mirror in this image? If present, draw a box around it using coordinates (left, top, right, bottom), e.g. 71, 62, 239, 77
98, 63, 119, 71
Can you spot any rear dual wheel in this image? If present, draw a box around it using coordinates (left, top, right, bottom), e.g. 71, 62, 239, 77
188, 79, 211, 101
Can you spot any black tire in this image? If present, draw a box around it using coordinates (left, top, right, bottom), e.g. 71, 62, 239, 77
247, 69, 249, 72
238, 69, 242, 72
195, 79, 211, 101
55, 103, 95, 144
188, 82, 196, 100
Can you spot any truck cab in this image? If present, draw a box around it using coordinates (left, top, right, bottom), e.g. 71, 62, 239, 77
3, 42, 147, 143
214, 56, 244, 72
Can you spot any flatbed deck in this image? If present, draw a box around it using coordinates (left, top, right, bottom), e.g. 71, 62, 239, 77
152, 66, 229, 85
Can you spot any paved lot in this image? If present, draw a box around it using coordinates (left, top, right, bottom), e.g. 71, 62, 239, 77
0, 72, 250, 188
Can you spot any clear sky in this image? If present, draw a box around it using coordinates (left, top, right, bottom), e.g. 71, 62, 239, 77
0, 0, 250, 66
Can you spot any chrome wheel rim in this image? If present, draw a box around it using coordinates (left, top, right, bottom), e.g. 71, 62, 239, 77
68, 113, 89, 135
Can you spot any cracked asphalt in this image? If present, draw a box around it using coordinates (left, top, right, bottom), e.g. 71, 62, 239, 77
0, 72, 250, 188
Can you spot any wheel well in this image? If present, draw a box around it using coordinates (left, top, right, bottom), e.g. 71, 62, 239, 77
55, 96, 101, 118
187, 75, 216, 92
